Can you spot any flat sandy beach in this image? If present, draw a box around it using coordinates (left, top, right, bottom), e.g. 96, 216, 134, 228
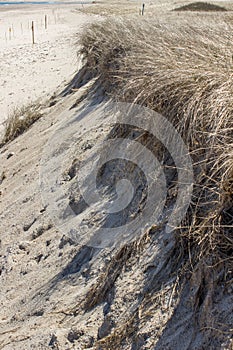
0, 2, 92, 135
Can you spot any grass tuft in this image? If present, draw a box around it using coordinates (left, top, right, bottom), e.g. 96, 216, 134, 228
1, 104, 42, 146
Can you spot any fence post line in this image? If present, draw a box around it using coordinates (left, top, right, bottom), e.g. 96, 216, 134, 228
45, 15, 47, 29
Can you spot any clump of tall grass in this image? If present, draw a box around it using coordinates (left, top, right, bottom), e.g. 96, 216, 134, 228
1, 103, 42, 146
78, 16, 233, 264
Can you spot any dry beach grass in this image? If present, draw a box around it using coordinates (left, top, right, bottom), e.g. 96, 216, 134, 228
78, 15, 233, 263
67, 13, 233, 347
174, 1, 228, 11
1, 103, 43, 146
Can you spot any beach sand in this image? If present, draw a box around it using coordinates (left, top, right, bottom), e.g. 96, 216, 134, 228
0, 3, 92, 135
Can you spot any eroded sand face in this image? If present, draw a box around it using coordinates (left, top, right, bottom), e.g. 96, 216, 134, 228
0, 4, 91, 134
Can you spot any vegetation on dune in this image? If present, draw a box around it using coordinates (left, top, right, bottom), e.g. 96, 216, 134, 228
1, 103, 43, 146
174, 2, 227, 12
73, 16, 233, 348
75, 16, 233, 347
1, 12, 232, 349
78, 16, 233, 275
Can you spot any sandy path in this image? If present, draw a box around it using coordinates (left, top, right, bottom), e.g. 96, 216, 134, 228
0, 4, 92, 134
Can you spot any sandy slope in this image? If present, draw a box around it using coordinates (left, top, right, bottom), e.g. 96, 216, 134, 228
0, 4, 92, 135
0, 78, 232, 349
0, 79, 178, 349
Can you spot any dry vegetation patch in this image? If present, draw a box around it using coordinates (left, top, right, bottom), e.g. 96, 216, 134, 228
78, 15, 233, 268
174, 2, 227, 12
78, 0, 139, 17
73, 16, 233, 347
1, 103, 43, 146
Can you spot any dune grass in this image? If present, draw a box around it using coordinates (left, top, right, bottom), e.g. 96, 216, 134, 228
78, 16, 233, 264
76, 17, 233, 345
78, 0, 142, 17
174, 2, 227, 12
1, 103, 42, 146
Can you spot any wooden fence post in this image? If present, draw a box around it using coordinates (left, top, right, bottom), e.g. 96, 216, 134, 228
142, 3, 145, 15
31, 21, 35, 44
